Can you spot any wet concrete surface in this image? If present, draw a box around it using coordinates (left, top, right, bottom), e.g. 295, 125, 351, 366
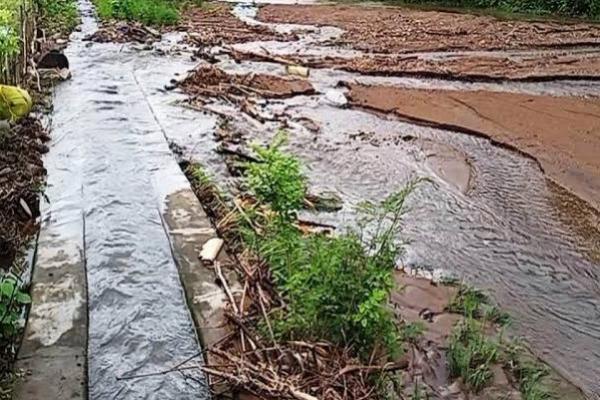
35, 1, 215, 398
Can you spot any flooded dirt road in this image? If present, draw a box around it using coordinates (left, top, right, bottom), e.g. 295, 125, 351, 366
166, 2, 600, 398
39, 0, 600, 398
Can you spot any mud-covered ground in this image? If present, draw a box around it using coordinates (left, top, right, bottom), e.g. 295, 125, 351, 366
345, 84, 600, 211
256, 4, 600, 80
181, 4, 296, 46
258, 4, 600, 53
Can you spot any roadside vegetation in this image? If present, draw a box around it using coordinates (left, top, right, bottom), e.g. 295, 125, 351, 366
447, 285, 553, 399
38, 0, 78, 35
0, 0, 26, 78
94, 0, 202, 26
395, 0, 600, 20
240, 133, 415, 359
184, 131, 559, 399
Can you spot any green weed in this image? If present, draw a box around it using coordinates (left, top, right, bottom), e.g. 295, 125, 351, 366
245, 132, 306, 220
505, 343, 553, 400
0, 273, 31, 340
448, 318, 499, 392
448, 284, 510, 325
241, 134, 419, 359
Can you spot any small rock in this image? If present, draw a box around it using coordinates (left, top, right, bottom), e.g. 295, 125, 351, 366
306, 191, 343, 212
323, 89, 347, 107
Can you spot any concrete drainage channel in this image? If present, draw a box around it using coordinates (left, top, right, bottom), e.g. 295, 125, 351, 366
11, 0, 232, 398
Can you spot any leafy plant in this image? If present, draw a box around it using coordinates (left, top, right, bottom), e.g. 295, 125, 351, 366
241, 135, 420, 360
0, 274, 31, 340
245, 131, 306, 220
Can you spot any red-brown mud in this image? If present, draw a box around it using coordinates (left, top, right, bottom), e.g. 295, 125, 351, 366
179, 4, 296, 47
258, 4, 600, 53
345, 84, 600, 211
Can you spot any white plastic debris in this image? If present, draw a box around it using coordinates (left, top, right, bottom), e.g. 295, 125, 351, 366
286, 64, 310, 78
200, 238, 224, 263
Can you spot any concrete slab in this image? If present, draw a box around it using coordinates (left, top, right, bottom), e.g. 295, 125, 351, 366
13, 215, 87, 400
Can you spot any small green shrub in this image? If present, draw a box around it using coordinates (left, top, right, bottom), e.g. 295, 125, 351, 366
448, 318, 499, 392
39, 0, 79, 35
242, 134, 419, 359
245, 132, 306, 220
0, 274, 31, 340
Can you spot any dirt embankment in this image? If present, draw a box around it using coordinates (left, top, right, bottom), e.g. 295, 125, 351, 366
345, 84, 600, 210
179, 64, 315, 100
256, 4, 600, 80
0, 119, 48, 268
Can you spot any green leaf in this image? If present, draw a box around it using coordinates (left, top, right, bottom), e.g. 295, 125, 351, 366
15, 291, 32, 304
0, 279, 16, 297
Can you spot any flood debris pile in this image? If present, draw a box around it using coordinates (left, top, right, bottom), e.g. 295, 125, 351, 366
84, 21, 162, 43
179, 65, 315, 101
0, 118, 48, 269
254, 4, 600, 80
258, 5, 600, 54
180, 4, 296, 47
180, 134, 576, 400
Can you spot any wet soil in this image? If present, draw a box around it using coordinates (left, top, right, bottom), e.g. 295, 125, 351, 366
179, 4, 296, 47
286, 51, 600, 81
345, 84, 600, 211
0, 119, 48, 269
178, 64, 315, 100
255, 4, 600, 80
258, 4, 600, 53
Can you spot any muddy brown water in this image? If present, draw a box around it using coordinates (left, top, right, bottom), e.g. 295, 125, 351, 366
43, 0, 600, 398
198, 3, 600, 397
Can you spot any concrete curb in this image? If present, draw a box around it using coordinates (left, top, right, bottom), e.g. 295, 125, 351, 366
163, 188, 242, 355
13, 213, 87, 400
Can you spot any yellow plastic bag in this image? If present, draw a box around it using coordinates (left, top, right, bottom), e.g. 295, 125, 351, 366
0, 85, 33, 121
